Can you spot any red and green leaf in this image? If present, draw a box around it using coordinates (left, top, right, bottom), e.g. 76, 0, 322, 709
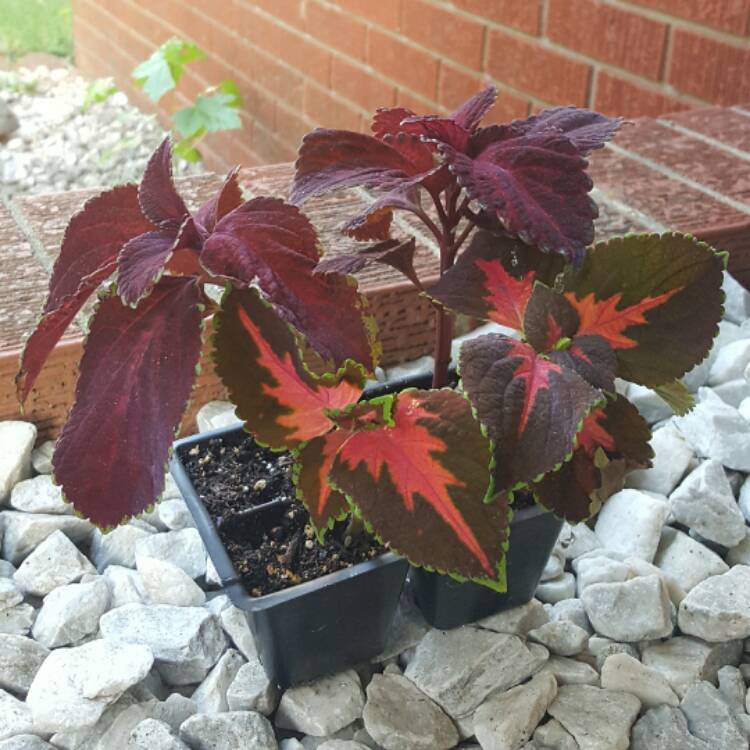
550, 336, 617, 392
441, 127, 596, 263
459, 334, 601, 490
17, 184, 152, 402
138, 137, 188, 230
330, 389, 510, 589
563, 233, 725, 387
293, 431, 350, 533
53, 277, 203, 527
532, 395, 652, 522
202, 197, 379, 371
428, 231, 563, 330
213, 286, 365, 450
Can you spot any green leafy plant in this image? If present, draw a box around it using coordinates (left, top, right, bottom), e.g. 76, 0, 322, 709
18, 87, 725, 594
133, 37, 242, 162
82, 77, 117, 112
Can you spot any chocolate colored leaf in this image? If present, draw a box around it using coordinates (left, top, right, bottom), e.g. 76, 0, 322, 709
138, 138, 188, 230
451, 86, 497, 132
53, 277, 203, 527
202, 197, 378, 370
564, 233, 724, 387
294, 431, 350, 533
428, 230, 563, 330
213, 286, 365, 450
441, 127, 596, 262
17, 184, 152, 401
459, 334, 601, 490
331, 389, 509, 588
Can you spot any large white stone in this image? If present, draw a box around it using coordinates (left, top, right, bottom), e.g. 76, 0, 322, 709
548, 598, 592, 633
631, 705, 711, 750
575, 555, 631, 595
0, 604, 35, 636
538, 655, 600, 686
722, 272, 750, 325
533, 719, 578, 750
156, 500, 194, 531
102, 565, 148, 607
0, 688, 33, 741
100, 603, 227, 686
669, 460, 746, 546
404, 627, 548, 718
0, 422, 36, 503
32, 577, 110, 649
30, 439, 54, 475
627, 383, 674, 424
275, 669, 365, 737
195, 401, 241, 433
0, 736, 55, 749
127, 718, 190, 750
179, 711, 277, 750
674, 388, 750, 471
190, 649, 244, 715
600, 653, 679, 708
91, 524, 156, 571
555, 523, 601, 560
626, 423, 694, 496
226, 659, 277, 716
681, 681, 748, 750
0, 634, 49, 696
0, 511, 92, 565
709, 338, 750, 385
739, 476, 750, 522
13, 530, 95, 596
26, 639, 153, 733
362, 673, 459, 750
134, 529, 206, 579
527, 620, 589, 656
654, 526, 729, 592
594, 489, 669, 562
727, 533, 750, 566
0, 578, 22, 611
641, 636, 743, 698
9, 475, 69, 514
713, 379, 750, 408
474, 672, 557, 750
547, 684, 641, 750
218, 605, 257, 661
137, 557, 205, 607
679, 566, 750, 642
581, 574, 673, 642
535, 573, 576, 604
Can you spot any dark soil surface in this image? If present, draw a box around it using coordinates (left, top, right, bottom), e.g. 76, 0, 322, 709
178, 431, 384, 597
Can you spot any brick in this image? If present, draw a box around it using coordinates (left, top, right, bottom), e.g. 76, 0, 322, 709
275, 102, 315, 147
306, 1, 368, 60
396, 88, 437, 114
483, 89, 530, 124
450, 0, 541, 34
248, 0, 305, 30
594, 71, 688, 118
402, 0, 485, 69
547, 0, 667, 81
629, 0, 750, 35
486, 29, 591, 105
367, 28, 440, 100
329, 0, 402, 29
668, 29, 750, 106
303, 81, 364, 131
438, 64, 486, 111
668, 106, 750, 152
331, 55, 397, 112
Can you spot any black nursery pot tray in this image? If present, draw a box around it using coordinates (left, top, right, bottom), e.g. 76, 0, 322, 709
411, 503, 563, 629
170, 422, 409, 689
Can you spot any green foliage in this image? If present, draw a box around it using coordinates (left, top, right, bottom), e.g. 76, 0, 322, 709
133, 37, 205, 103
82, 77, 118, 112
0, 0, 72, 61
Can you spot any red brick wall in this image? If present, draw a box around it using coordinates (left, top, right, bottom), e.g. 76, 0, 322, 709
72, 0, 750, 171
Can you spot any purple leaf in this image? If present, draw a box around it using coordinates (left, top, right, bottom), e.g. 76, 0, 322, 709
53, 277, 203, 527
116, 229, 177, 307
194, 167, 244, 234
341, 184, 423, 241
138, 137, 188, 230
372, 107, 415, 139
451, 86, 498, 132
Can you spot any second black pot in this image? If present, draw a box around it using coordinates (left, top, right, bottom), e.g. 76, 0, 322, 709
410, 503, 563, 629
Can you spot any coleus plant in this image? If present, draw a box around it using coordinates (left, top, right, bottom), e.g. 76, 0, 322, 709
18, 86, 725, 593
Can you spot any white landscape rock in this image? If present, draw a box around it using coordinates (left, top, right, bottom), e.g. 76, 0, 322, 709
26, 639, 153, 733
593, 489, 669, 562
227, 659, 278, 715
179, 711, 277, 750
362, 672, 459, 750
728, 533, 750, 566
669, 460, 747, 546
103, 565, 148, 607
0, 422, 36, 503
127, 718, 190, 750
547, 684, 641, 750
626, 422, 694, 495
674, 388, 750, 471
218, 605, 258, 662
654, 526, 729, 592
190, 648, 244, 715
157, 499, 194, 531
535, 572, 576, 604
0, 578, 22, 610
195, 401, 241, 433
0, 603, 36, 636
134, 529, 206, 580
476, 598, 548, 636
548, 598, 591, 633
404, 627, 548, 718
709, 338, 750, 385
575, 555, 631, 595
679, 565, 750, 641
9, 475, 69, 515
631, 705, 710, 750
722, 272, 750, 325
30, 440, 54, 475
137, 557, 205, 607
100, 603, 227, 686
473, 671, 557, 750
0, 633, 49, 695
555, 523, 601, 560
538, 655, 600, 686
581, 574, 674, 641
0, 736, 55, 749
275, 669, 365, 737
32, 576, 110, 648
600, 653, 679, 708
681, 680, 749, 750
527, 620, 589, 656
0, 688, 33, 741
13, 529, 95, 596
91, 524, 156, 570
0, 511, 92, 565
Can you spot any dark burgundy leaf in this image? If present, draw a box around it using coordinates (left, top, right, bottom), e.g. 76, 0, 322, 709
372, 107, 415, 139
451, 86, 497, 132
17, 185, 152, 401
117, 230, 176, 307
400, 116, 471, 152
194, 167, 244, 234
550, 335, 617, 392
316, 238, 420, 287
202, 198, 378, 370
341, 184, 423, 241
523, 282, 579, 352
138, 138, 188, 230
53, 277, 203, 527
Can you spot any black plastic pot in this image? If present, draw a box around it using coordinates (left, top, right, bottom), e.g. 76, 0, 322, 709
170, 423, 408, 688
410, 503, 563, 629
